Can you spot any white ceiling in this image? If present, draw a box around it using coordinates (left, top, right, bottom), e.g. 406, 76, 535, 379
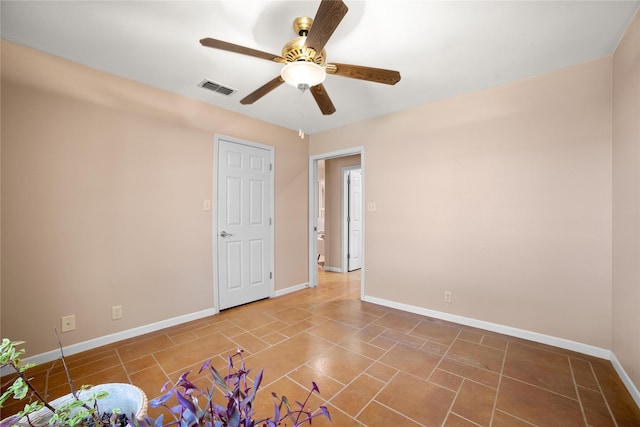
2, 1, 638, 134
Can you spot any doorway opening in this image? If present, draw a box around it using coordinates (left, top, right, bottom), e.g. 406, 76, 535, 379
308, 147, 364, 300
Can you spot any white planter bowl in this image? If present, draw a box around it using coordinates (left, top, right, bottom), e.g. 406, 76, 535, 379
7, 383, 147, 426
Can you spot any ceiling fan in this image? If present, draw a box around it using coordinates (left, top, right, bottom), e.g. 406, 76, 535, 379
199, 0, 401, 115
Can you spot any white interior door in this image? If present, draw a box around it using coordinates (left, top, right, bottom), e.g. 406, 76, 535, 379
348, 169, 362, 271
216, 138, 273, 310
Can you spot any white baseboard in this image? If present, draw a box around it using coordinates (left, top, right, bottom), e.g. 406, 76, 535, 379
323, 266, 342, 273
274, 282, 309, 297
610, 352, 640, 408
2, 308, 218, 376
364, 295, 640, 407
364, 296, 610, 358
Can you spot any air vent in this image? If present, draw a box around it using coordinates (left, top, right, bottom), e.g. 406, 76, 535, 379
198, 79, 237, 96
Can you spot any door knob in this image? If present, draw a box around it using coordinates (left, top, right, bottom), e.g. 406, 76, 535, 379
220, 230, 233, 238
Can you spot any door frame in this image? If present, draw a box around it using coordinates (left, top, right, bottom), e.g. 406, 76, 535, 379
343, 166, 362, 273
308, 146, 365, 300
214, 134, 275, 312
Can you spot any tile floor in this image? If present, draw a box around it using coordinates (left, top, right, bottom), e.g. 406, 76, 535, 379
3, 268, 640, 426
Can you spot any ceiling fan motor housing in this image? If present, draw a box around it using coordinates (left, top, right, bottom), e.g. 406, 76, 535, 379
282, 17, 326, 65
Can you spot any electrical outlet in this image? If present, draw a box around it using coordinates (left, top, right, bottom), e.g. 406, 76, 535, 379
444, 291, 453, 304
61, 315, 76, 332
111, 305, 123, 320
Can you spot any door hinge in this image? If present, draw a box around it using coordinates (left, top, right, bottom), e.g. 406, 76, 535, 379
270, 272, 273, 279
270, 163, 273, 171
269, 217, 272, 225
347, 253, 351, 259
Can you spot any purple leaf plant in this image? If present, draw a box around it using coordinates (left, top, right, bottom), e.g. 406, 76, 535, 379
140, 349, 331, 427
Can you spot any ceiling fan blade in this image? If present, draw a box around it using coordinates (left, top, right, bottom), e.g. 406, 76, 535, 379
304, 0, 348, 53
310, 84, 336, 115
200, 38, 286, 63
240, 76, 285, 105
326, 63, 401, 85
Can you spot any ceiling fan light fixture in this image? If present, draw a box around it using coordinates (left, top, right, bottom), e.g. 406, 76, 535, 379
281, 61, 326, 89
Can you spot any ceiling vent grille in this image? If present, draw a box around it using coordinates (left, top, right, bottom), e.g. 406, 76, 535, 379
198, 79, 237, 96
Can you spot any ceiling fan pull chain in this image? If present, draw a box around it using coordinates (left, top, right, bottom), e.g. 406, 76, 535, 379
299, 85, 306, 140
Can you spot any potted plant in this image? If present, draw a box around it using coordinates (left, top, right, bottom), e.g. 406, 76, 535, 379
140, 348, 331, 427
0, 338, 147, 427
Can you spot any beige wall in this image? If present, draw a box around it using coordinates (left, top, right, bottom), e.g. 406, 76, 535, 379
0, 41, 308, 356
613, 10, 640, 389
311, 57, 613, 349
323, 155, 360, 270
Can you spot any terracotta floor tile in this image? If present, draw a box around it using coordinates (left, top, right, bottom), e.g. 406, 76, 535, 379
590, 358, 640, 425
249, 320, 290, 338
422, 339, 451, 357
229, 332, 270, 355
365, 362, 398, 383
368, 335, 396, 350
444, 413, 483, 427
411, 319, 461, 345
577, 385, 616, 427
571, 356, 600, 390
128, 364, 169, 408
222, 310, 277, 330
480, 334, 508, 351
503, 342, 576, 398
358, 400, 422, 427
279, 320, 315, 337
288, 364, 345, 400
338, 335, 387, 360
310, 403, 359, 427
374, 312, 421, 333
429, 368, 464, 393
123, 354, 157, 374
496, 377, 584, 426
491, 409, 536, 426
446, 339, 505, 373
245, 332, 333, 386
261, 331, 288, 345
375, 371, 456, 426
167, 330, 199, 345
380, 329, 426, 348
153, 331, 236, 373
438, 358, 500, 389
190, 319, 241, 338
451, 379, 497, 426
354, 324, 386, 342
379, 343, 441, 379
73, 364, 130, 386
5, 269, 639, 426
308, 346, 374, 385
308, 319, 359, 343
271, 307, 316, 325
458, 329, 484, 343
117, 334, 175, 362
331, 374, 385, 416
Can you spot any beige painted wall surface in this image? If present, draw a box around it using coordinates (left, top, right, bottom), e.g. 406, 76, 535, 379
1, 41, 307, 356
324, 155, 361, 270
613, 10, 640, 389
311, 58, 613, 348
